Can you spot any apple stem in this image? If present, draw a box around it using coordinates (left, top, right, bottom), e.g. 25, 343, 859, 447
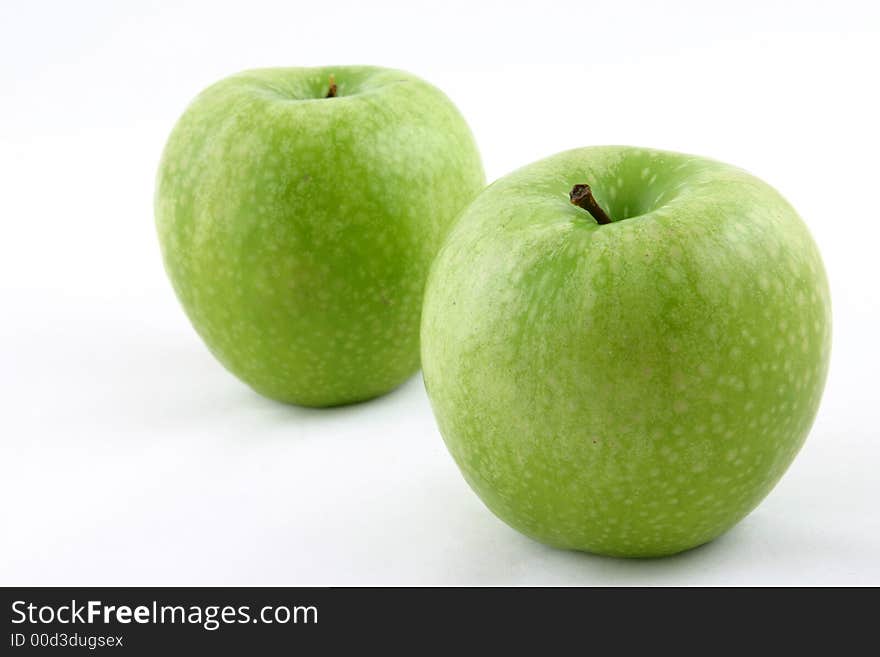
570, 184, 613, 225
326, 74, 338, 98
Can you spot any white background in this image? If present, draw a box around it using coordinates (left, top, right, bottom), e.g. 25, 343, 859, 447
2, 0, 878, 585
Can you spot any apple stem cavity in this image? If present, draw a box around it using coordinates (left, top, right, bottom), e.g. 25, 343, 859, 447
570, 184, 613, 225
326, 74, 338, 98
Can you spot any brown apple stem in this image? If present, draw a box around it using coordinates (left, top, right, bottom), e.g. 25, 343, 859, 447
326, 74, 338, 98
570, 184, 612, 225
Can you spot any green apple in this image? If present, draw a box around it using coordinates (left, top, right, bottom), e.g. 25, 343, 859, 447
156, 66, 484, 406
421, 146, 830, 557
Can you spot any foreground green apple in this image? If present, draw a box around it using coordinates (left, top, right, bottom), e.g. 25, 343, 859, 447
156, 66, 484, 406
422, 146, 830, 557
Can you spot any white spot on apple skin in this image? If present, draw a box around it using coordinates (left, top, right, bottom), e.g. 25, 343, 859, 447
666, 266, 683, 283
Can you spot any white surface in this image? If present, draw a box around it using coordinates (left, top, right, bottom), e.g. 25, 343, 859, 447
1, 0, 878, 586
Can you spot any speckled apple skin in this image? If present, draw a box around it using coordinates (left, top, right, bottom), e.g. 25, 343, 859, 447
421, 146, 831, 557
156, 66, 484, 406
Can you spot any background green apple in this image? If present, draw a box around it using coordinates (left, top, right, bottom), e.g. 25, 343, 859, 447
421, 146, 831, 557
156, 66, 484, 406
